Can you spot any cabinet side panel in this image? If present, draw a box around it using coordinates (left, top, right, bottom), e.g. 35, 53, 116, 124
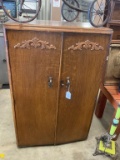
7, 30, 62, 146
3, 28, 19, 145
56, 33, 111, 144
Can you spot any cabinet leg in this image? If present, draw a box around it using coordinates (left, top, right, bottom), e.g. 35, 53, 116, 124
115, 122, 120, 140
110, 111, 120, 141
95, 90, 107, 118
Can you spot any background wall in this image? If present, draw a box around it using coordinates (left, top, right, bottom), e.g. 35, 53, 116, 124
37, 0, 103, 22
37, 0, 51, 20
51, 0, 62, 21
37, 0, 62, 21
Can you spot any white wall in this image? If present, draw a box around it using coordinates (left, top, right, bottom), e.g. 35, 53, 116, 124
38, 0, 62, 21
37, 0, 51, 20
51, 0, 62, 21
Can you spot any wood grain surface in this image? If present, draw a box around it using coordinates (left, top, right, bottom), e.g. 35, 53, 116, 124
4, 21, 112, 146
6, 30, 62, 146
56, 33, 111, 144
4, 20, 113, 34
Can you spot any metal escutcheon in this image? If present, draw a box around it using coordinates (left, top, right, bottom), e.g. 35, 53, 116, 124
60, 80, 64, 87
66, 77, 70, 89
48, 77, 53, 88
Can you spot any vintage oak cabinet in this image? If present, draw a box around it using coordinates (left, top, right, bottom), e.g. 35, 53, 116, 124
4, 21, 112, 147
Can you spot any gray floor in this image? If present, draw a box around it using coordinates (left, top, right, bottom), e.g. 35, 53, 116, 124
0, 89, 120, 160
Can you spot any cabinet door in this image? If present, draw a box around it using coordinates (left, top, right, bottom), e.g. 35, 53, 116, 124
7, 30, 62, 146
56, 33, 110, 144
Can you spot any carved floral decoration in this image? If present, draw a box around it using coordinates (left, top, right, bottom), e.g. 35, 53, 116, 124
68, 40, 104, 51
14, 37, 56, 50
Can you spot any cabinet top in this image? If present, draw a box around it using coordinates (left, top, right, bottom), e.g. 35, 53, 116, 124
4, 20, 113, 35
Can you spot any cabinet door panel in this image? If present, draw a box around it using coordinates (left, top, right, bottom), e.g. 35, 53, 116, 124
56, 33, 110, 144
7, 30, 62, 146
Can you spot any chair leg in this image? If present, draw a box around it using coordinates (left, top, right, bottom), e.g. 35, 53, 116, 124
115, 122, 120, 140
95, 90, 107, 118
111, 111, 120, 140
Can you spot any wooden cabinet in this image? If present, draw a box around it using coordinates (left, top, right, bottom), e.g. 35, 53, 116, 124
4, 21, 112, 147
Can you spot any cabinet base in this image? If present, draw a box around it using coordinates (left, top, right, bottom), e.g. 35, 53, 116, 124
17, 137, 88, 148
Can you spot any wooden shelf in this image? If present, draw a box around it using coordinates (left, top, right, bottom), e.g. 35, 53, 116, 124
111, 40, 120, 44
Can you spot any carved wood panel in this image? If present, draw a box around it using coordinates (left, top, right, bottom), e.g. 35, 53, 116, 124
14, 37, 56, 50
68, 40, 104, 51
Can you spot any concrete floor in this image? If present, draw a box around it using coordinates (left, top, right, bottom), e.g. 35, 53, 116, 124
0, 88, 120, 160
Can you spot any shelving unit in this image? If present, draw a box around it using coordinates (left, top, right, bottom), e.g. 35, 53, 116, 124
106, 0, 120, 43
0, 10, 9, 88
